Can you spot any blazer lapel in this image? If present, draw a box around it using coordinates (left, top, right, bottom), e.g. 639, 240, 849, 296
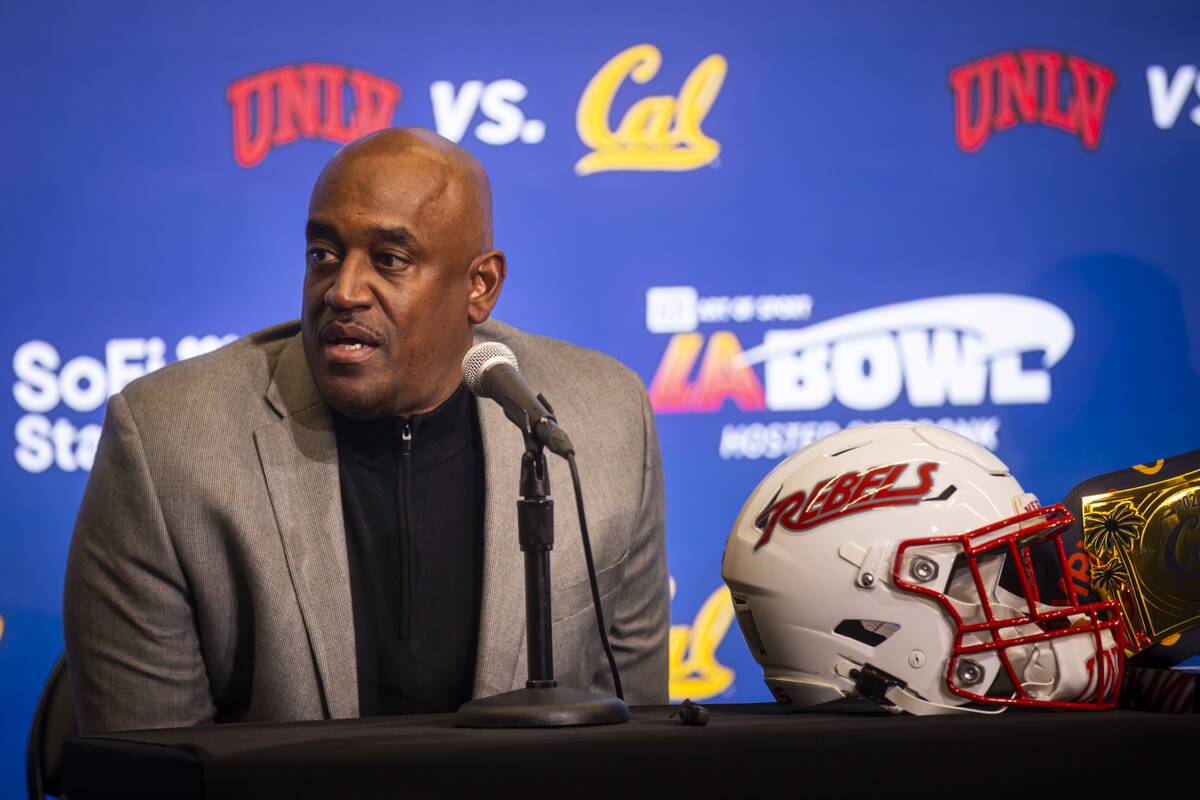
256, 335, 359, 718
472, 392, 529, 697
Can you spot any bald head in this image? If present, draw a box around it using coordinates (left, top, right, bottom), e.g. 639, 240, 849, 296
301, 126, 506, 419
312, 126, 494, 253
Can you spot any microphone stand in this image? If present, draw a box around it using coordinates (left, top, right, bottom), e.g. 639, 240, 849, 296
454, 430, 629, 727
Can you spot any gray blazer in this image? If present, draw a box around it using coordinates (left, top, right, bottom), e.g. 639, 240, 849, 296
63, 318, 668, 733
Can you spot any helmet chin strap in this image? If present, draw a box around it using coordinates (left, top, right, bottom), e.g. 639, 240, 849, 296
832, 577, 1110, 715
833, 659, 1004, 716
885, 684, 1005, 716
945, 585, 1118, 705
958, 587, 1057, 697
988, 586, 1113, 703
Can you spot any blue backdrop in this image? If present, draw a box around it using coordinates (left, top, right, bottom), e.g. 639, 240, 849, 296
4, 1, 1200, 793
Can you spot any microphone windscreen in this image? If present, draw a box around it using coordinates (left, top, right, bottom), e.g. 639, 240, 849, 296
461, 342, 519, 395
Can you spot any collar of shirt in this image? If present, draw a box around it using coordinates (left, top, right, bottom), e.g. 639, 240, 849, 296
331, 382, 477, 473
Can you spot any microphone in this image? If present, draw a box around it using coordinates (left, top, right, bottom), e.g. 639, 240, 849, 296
462, 342, 575, 457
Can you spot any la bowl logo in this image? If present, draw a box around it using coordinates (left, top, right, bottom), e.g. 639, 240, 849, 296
647, 293, 1074, 415
575, 44, 726, 175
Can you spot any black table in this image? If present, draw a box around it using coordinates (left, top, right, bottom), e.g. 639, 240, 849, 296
61, 702, 1199, 798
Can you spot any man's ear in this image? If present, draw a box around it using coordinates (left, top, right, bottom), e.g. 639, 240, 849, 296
467, 249, 506, 324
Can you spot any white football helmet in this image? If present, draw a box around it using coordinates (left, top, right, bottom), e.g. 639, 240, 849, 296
722, 422, 1127, 714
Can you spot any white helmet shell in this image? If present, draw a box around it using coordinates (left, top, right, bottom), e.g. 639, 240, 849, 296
721, 422, 1126, 714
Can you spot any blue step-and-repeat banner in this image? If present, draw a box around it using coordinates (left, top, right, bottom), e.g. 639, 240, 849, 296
4, 0, 1200, 792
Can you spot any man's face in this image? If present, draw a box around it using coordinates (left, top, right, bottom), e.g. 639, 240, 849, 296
301, 150, 481, 419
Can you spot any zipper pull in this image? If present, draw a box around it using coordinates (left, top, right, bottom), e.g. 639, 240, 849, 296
400, 421, 412, 454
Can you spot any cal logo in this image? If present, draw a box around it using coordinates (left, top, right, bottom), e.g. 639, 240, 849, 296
575, 44, 726, 175
753, 462, 939, 551
668, 585, 735, 701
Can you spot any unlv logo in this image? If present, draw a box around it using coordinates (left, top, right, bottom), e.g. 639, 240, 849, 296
1072, 646, 1122, 705
227, 64, 401, 167
950, 51, 1116, 152
753, 462, 938, 551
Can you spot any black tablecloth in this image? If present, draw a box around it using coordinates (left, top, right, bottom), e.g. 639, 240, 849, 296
61, 702, 1199, 798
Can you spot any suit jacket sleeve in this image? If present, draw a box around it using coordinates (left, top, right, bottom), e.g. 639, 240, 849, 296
593, 386, 669, 704
63, 392, 217, 733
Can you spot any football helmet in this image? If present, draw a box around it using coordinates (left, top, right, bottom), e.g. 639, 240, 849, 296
722, 422, 1127, 714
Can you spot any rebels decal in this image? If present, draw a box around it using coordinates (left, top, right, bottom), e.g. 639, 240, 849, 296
753, 462, 939, 551
950, 50, 1115, 152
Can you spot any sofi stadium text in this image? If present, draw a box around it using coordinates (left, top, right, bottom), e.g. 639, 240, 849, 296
11, 335, 234, 473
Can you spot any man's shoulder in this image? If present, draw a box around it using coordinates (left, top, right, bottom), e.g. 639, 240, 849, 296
475, 318, 644, 393
117, 320, 302, 422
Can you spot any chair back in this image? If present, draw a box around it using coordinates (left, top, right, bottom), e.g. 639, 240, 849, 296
26, 652, 77, 800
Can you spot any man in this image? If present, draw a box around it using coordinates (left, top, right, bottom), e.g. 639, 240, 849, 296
63, 128, 668, 733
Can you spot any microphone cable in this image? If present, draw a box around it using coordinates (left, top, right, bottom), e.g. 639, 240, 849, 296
566, 451, 624, 701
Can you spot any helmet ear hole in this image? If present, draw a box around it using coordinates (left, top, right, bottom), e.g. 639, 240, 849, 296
834, 619, 900, 647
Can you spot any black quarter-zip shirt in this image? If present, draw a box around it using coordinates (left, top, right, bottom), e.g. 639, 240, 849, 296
332, 382, 484, 716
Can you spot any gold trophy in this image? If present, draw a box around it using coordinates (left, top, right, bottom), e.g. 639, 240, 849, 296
1070, 457, 1200, 658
